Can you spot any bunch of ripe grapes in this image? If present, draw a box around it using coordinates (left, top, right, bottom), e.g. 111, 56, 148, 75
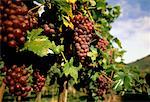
96, 38, 109, 51
0, 0, 38, 48
43, 23, 56, 35
97, 75, 109, 97
72, 13, 94, 61
3, 65, 31, 97
32, 70, 46, 92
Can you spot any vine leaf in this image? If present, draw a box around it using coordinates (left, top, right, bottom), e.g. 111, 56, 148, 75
113, 79, 124, 91
96, 0, 106, 10
0, 61, 4, 69
89, 0, 96, 6
113, 70, 133, 91
54, 0, 73, 18
24, 37, 52, 57
22, 28, 64, 57
113, 38, 122, 48
124, 75, 132, 89
26, 28, 43, 40
87, 46, 98, 62
62, 15, 74, 29
63, 58, 82, 83
49, 41, 64, 54
91, 72, 100, 81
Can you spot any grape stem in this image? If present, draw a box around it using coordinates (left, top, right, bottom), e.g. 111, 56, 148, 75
90, 39, 97, 43
28, 3, 45, 14
110, 71, 114, 79
61, 52, 67, 63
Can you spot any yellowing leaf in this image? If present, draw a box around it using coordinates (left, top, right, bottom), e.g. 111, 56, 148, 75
62, 16, 74, 29
66, 0, 76, 4
89, 0, 96, 6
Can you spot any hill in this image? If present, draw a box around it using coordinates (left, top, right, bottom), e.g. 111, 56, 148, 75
128, 55, 150, 73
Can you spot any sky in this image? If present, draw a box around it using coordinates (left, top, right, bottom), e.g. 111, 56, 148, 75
107, 0, 150, 63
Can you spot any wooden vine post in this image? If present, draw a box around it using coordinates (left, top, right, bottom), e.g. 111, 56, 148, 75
58, 80, 68, 102
35, 92, 42, 102
0, 82, 6, 102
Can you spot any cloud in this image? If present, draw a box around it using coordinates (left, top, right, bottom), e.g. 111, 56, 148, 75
108, 0, 150, 19
107, 0, 150, 63
110, 16, 150, 63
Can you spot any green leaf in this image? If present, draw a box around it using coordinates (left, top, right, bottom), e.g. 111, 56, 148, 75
124, 75, 132, 89
113, 38, 122, 48
49, 41, 64, 54
113, 79, 124, 91
27, 28, 43, 41
21, 28, 64, 57
96, 0, 106, 10
87, 46, 98, 62
24, 38, 52, 57
117, 50, 126, 57
54, 0, 73, 18
95, 30, 101, 38
0, 61, 4, 69
26, 65, 33, 75
22, 28, 63, 57
91, 72, 100, 81
63, 58, 81, 83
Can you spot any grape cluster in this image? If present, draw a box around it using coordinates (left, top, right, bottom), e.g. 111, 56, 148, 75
32, 70, 46, 92
96, 38, 109, 51
0, 0, 38, 47
43, 23, 55, 35
72, 13, 94, 60
97, 75, 109, 96
3, 65, 31, 97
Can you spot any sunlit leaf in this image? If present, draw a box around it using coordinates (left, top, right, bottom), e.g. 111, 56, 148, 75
63, 58, 81, 83
113, 38, 122, 48
62, 16, 74, 29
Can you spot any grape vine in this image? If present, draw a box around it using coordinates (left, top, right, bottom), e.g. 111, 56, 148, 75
0, 0, 147, 102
